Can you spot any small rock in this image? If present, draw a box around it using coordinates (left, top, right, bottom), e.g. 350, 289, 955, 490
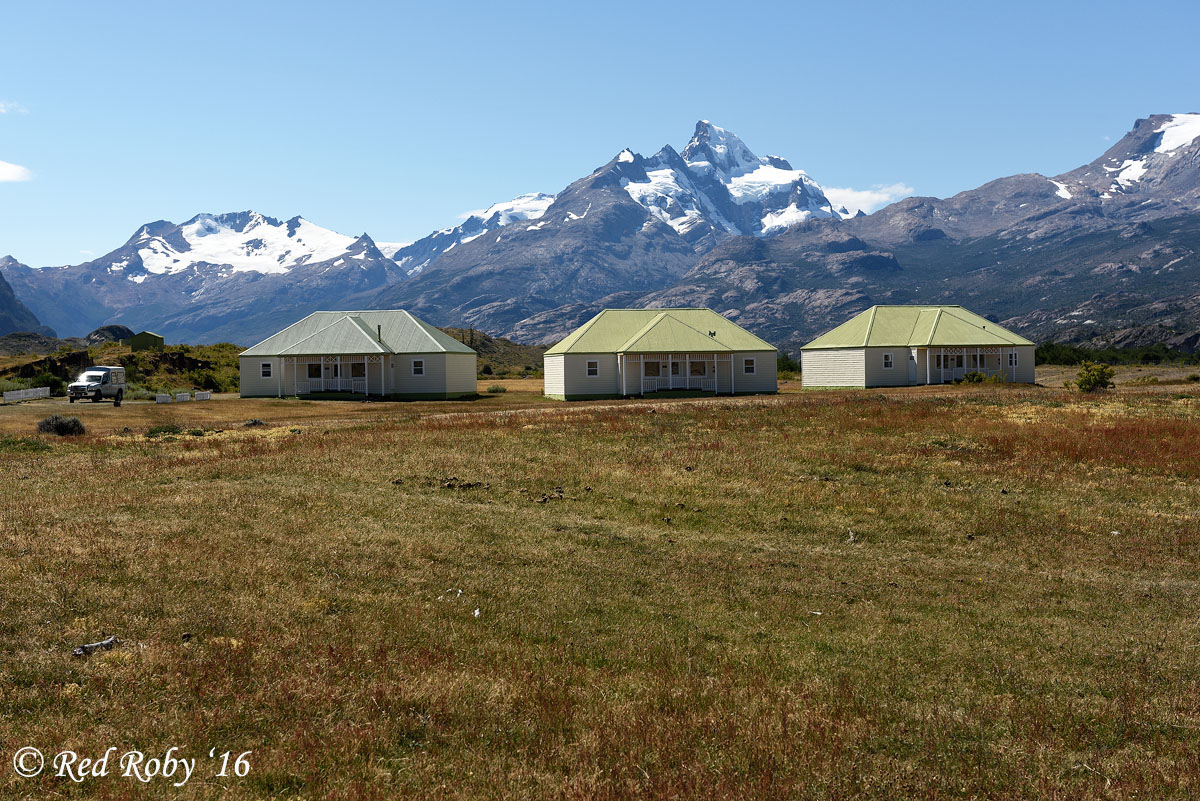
663, 517, 671, 523
181, 632, 192, 642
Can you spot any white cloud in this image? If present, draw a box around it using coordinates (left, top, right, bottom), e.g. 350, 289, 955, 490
0, 160, 33, 182
0, 101, 28, 114
824, 183, 914, 216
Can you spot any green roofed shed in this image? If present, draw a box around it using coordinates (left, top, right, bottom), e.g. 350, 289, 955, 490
544, 308, 777, 400
800, 305, 1035, 388
239, 310, 476, 400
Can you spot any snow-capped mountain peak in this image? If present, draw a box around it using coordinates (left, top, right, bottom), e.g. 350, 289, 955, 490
465, 192, 555, 227
382, 192, 556, 277
132, 211, 358, 276
616, 121, 839, 244
682, 120, 762, 179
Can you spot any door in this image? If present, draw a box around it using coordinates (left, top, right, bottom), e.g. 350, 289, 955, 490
908, 348, 917, 384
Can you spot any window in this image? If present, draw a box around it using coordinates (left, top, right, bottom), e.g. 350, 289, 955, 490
743, 358, 756, 374
882, 353, 893, 369
307, 363, 322, 379
689, 361, 707, 377
1008, 351, 1018, 367
670, 362, 680, 376
412, 359, 425, 376
351, 362, 366, 378
644, 361, 661, 377
261, 362, 272, 378
586, 360, 598, 377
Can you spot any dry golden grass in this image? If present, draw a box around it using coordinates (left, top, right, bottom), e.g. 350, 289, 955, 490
2, 382, 1199, 799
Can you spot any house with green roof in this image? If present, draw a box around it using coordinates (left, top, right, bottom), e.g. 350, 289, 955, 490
800, 305, 1035, 388
543, 308, 778, 400
239, 310, 477, 399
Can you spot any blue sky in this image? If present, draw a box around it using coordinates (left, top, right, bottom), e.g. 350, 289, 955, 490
2, 0, 1198, 266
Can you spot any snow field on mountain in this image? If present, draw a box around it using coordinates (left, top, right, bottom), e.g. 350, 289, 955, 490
136, 214, 356, 275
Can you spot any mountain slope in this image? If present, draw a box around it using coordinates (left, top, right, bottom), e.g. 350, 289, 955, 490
2, 213, 405, 343
371, 121, 842, 334
0, 258, 53, 337
508, 114, 1200, 349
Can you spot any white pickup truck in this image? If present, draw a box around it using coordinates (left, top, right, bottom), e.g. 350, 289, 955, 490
67, 366, 126, 406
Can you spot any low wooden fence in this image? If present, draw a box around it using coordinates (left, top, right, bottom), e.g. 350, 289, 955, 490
2, 386, 51, 403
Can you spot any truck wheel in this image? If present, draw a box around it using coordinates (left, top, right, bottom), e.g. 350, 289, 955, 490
114, 391, 123, 407
69, 396, 75, 403
93, 391, 102, 403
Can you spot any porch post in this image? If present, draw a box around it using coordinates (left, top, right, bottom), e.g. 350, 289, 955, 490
639, 355, 644, 396
686, 354, 690, 390
925, 349, 930, 385
940, 348, 944, 384
731, 355, 736, 395
293, 357, 297, 396
277, 357, 282, 398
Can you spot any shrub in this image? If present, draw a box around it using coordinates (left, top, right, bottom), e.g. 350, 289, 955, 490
146, 423, 183, 438
486, 384, 508, 394
244, 419, 266, 427
480, 364, 493, 376
37, 415, 86, 436
1074, 362, 1116, 392
1187, 374, 1199, 383
1126, 375, 1160, 386
31, 371, 67, 396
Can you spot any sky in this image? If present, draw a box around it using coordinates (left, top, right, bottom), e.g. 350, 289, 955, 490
2, 0, 1199, 266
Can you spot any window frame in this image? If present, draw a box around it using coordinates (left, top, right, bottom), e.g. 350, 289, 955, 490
1008, 351, 1018, 367
586, 359, 599, 377
743, 357, 756, 375
307, 363, 322, 379
260, 361, 272, 379
882, 353, 894, 370
412, 359, 425, 376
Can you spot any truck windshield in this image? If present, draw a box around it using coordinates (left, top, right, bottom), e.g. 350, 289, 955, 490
78, 372, 105, 383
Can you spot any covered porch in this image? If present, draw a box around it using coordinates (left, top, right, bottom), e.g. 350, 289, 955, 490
286, 354, 386, 396
918, 346, 1020, 384
619, 352, 733, 395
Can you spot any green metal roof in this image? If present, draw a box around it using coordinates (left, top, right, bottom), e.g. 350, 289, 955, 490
545, 308, 776, 355
801, 305, 1034, 350
240, 310, 476, 357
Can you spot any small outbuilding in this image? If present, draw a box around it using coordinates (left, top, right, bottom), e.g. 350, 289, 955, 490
123, 330, 165, 352
800, 305, 1035, 388
543, 308, 778, 400
239, 310, 477, 399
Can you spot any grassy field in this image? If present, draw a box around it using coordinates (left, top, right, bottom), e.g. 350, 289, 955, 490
2, 377, 1199, 799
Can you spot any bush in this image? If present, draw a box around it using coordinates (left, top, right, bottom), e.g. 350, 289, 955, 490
1074, 362, 1116, 393
486, 384, 508, 393
1126, 375, 1160, 386
31, 371, 67, 396
146, 423, 183, 438
480, 364, 493, 376
244, 419, 266, 427
957, 371, 1005, 385
1187, 374, 1199, 383
37, 415, 86, 436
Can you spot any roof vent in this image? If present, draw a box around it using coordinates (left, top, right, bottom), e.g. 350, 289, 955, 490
708, 330, 717, 337
377, 324, 382, 342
